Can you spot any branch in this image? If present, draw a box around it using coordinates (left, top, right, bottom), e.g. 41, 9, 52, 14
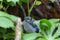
15, 17, 22, 40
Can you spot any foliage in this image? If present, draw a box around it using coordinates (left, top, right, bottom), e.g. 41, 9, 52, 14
28, 0, 41, 16
0, 11, 17, 40
50, 0, 55, 3
22, 33, 40, 40
22, 19, 60, 40
0, 0, 60, 40
35, 1, 41, 6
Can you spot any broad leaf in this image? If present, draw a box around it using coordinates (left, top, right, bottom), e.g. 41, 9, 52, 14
0, 17, 14, 28
40, 19, 52, 30
0, 0, 3, 1
7, 0, 19, 6
34, 19, 60, 40
7, 0, 19, 3
22, 33, 40, 40
0, 11, 18, 22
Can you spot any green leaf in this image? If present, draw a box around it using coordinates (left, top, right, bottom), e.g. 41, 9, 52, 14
7, 0, 19, 3
9, 15, 17, 23
7, 0, 19, 6
0, 17, 14, 28
49, 19, 59, 24
22, 19, 60, 40
22, 33, 40, 40
0, 11, 18, 22
35, 1, 41, 6
18, 0, 22, 6
53, 24, 60, 39
40, 19, 52, 30
50, 0, 55, 3
55, 38, 60, 40
34, 19, 60, 40
37, 38, 46, 40
0, 0, 3, 1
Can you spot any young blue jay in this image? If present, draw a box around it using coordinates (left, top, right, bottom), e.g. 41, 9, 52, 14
23, 16, 39, 33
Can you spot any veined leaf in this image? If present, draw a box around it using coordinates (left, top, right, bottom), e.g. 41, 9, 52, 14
0, 11, 18, 22
0, 17, 14, 28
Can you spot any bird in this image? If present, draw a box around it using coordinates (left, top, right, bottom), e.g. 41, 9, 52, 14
23, 16, 39, 33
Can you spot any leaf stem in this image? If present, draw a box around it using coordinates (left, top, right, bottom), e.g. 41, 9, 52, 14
20, 6, 26, 17
28, 0, 37, 16
27, 0, 29, 16
18, 2, 26, 17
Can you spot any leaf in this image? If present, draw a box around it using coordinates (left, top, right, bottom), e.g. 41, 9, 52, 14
53, 24, 60, 39
40, 19, 52, 30
50, 0, 55, 3
55, 38, 60, 40
49, 19, 59, 24
0, 11, 18, 22
7, 0, 19, 6
37, 38, 46, 40
22, 33, 40, 40
34, 19, 60, 40
0, 17, 14, 28
0, 0, 3, 1
17, 0, 22, 6
35, 1, 41, 6
0, 4, 3, 9
9, 15, 17, 23
7, 0, 19, 3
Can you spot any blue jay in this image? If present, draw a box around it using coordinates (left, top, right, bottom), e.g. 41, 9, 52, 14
23, 16, 39, 33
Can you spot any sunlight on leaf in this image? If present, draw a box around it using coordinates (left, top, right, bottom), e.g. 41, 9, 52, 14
0, 0, 3, 1
7, 0, 19, 6
35, 1, 41, 6
7, 0, 19, 3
